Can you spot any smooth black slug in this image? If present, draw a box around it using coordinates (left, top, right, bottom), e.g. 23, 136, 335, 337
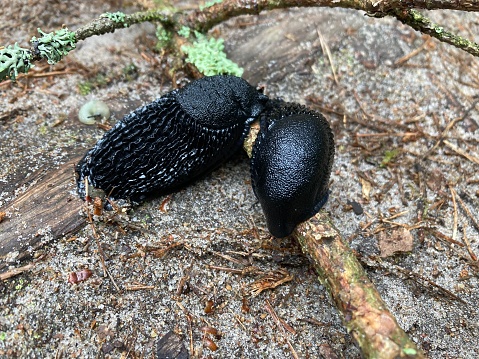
76, 75, 268, 204
251, 101, 335, 238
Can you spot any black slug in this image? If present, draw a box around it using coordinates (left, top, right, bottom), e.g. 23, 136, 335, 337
250, 101, 335, 238
76, 75, 268, 204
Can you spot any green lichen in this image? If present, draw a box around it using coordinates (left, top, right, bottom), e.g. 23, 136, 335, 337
181, 31, 243, 77
178, 26, 191, 38
101, 11, 127, 25
31, 28, 76, 65
199, 0, 223, 11
156, 26, 172, 50
0, 43, 33, 81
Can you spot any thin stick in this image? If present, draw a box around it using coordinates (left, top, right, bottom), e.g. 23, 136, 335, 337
444, 140, 479, 165
0, 263, 34, 281
455, 194, 479, 234
462, 223, 478, 262
317, 28, 339, 86
449, 185, 459, 243
85, 205, 121, 292
394, 38, 432, 66
421, 99, 479, 160
264, 300, 299, 359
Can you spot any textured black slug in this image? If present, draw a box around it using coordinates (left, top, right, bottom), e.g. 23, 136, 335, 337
76, 75, 268, 204
251, 101, 335, 238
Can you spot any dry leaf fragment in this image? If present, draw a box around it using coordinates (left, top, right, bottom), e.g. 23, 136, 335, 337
378, 227, 414, 257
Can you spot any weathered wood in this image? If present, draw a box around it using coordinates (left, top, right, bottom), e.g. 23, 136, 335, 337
0, 155, 86, 270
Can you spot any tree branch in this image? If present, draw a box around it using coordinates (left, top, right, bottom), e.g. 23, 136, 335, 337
183, 0, 479, 32
2, 0, 479, 82
390, 9, 479, 57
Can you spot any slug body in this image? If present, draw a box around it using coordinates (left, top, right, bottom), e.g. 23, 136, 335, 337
76, 75, 268, 204
251, 101, 335, 238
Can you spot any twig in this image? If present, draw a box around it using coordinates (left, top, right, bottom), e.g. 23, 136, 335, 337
455, 194, 479, 234
443, 140, 479, 165
85, 206, 122, 292
4, 0, 479, 82
317, 28, 339, 86
427, 228, 465, 247
462, 224, 478, 262
362, 256, 468, 306
176, 302, 194, 355
394, 37, 432, 66
0, 263, 34, 281
124, 282, 155, 291
391, 9, 479, 58
449, 185, 459, 243
264, 299, 299, 359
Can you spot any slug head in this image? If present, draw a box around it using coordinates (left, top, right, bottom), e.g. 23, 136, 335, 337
175, 75, 268, 129
251, 102, 335, 238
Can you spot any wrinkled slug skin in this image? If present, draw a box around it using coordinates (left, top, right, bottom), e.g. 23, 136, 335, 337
76, 75, 268, 204
251, 101, 335, 238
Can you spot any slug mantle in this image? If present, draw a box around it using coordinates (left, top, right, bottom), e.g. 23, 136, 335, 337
76, 75, 268, 205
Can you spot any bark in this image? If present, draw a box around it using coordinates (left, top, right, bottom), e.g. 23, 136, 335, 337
0, 155, 85, 271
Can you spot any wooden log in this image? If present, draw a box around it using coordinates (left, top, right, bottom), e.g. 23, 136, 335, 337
0, 155, 85, 271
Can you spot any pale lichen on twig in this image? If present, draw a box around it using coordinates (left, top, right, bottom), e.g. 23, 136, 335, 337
0, 43, 32, 81
31, 28, 77, 65
389, 9, 479, 57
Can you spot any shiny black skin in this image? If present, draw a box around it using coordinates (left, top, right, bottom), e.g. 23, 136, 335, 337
251, 101, 335, 238
76, 75, 268, 204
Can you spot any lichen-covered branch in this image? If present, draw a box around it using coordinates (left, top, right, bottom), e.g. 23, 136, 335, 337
74, 10, 174, 41
390, 9, 479, 57
295, 214, 424, 358
182, 0, 479, 32
243, 125, 424, 358
2, 0, 479, 82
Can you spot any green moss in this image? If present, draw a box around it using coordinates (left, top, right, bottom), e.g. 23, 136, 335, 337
0, 43, 33, 81
380, 149, 400, 168
78, 81, 92, 95
31, 28, 76, 65
78, 73, 111, 95
14, 278, 25, 291
200, 0, 223, 10
156, 26, 172, 50
181, 31, 243, 77
0, 332, 6, 341
122, 63, 138, 81
38, 124, 49, 135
